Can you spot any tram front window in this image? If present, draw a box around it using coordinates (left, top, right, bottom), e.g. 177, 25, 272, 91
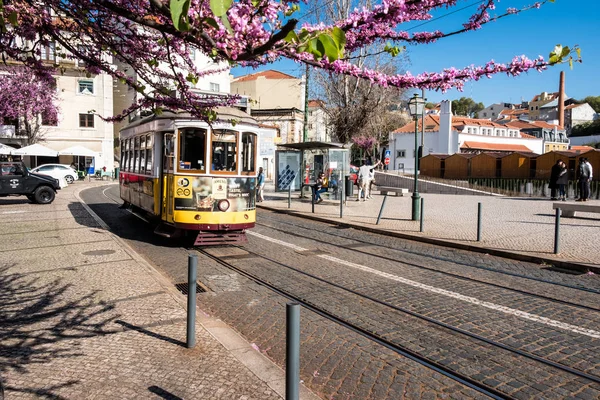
211, 130, 237, 172
179, 128, 206, 171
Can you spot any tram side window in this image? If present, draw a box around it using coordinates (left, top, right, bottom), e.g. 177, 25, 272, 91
241, 132, 256, 173
211, 129, 237, 172
127, 138, 134, 172
145, 134, 153, 174
139, 135, 146, 174
179, 128, 206, 171
133, 137, 140, 173
121, 140, 128, 172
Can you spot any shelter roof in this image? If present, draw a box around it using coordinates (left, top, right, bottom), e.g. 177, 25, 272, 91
233, 69, 298, 82
503, 151, 537, 158
570, 145, 594, 152
460, 142, 532, 152
447, 153, 477, 159
424, 153, 451, 159
277, 141, 345, 151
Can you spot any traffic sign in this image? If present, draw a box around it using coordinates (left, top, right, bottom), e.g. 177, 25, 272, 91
384, 157, 390, 165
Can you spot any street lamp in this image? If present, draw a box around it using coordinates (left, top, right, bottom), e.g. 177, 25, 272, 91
408, 93, 425, 221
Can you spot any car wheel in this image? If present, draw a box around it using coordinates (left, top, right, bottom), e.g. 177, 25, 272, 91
34, 186, 56, 204
65, 175, 75, 184
26, 194, 36, 203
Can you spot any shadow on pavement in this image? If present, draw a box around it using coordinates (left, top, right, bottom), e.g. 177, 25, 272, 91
115, 320, 186, 347
0, 265, 118, 399
148, 385, 184, 400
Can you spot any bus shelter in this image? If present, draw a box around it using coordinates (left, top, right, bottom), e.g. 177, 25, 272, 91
275, 142, 349, 198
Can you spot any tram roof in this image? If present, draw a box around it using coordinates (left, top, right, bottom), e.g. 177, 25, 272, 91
123, 107, 258, 130
277, 141, 347, 151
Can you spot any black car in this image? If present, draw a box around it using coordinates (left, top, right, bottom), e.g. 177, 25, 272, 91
0, 161, 61, 204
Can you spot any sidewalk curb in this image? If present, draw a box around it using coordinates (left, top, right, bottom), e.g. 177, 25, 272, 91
74, 184, 320, 400
258, 203, 600, 275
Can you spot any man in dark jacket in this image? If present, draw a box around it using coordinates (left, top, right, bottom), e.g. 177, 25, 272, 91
549, 160, 562, 200
576, 158, 593, 201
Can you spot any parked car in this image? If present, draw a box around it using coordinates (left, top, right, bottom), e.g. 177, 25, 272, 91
30, 163, 77, 184
0, 161, 62, 204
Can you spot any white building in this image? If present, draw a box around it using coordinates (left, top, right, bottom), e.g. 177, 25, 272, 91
388, 101, 543, 172
479, 103, 518, 120
307, 100, 330, 142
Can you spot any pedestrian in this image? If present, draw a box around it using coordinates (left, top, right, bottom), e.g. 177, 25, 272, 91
556, 160, 568, 201
356, 159, 381, 201
256, 167, 265, 202
549, 160, 562, 200
576, 157, 593, 202
313, 172, 328, 204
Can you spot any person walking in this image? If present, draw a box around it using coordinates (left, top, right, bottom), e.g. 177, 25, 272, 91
256, 167, 265, 202
556, 160, 568, 201
549, 160, 562, 200
357, 159, 381, 201
576, 157, 593, 202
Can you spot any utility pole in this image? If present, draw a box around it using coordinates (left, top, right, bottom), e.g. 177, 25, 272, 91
303, 64, 309, 142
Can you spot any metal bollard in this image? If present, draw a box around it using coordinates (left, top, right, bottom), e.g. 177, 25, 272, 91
376, 195, 388, 225
311, 186, 315, 214
477, 202, 482, 242
288, 184, 291, 209
286, 303, 300, 400
554, 208, 560, 254
339, 180, 344, 218
419, 197, 424, 232
186, 254, 197, 348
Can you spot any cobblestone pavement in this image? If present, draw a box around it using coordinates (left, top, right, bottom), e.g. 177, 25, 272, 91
86, 184, 600, 400
0, 181, 290, 400
260, 182, 600, 269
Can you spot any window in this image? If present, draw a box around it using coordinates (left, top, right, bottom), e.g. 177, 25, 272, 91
241, 132, 256, 173
121, 140, 128, 172
78, 80, 94, 95
79, 113, 94, 128
483, 112, 487, 117
133, 136, 140, 173
397, 150, 406, 158
127, 138, 133, 172
145, 134, 153, 174
209, 82, 220, 92
179, 128, 207, 171
211, 129, 237, 172
308, 123, 313, 129
40, 42, 55, 61
139, 135, 146, 174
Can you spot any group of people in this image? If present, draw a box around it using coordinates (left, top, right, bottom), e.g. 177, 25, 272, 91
549, 157, 593, 202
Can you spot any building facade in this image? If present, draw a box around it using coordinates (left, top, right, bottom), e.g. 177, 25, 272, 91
388, 101, 544, 172
528, 91, 560, 120
307, 100, 330, 142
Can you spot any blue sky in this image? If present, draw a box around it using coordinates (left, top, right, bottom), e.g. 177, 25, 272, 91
231, 0, 600, 107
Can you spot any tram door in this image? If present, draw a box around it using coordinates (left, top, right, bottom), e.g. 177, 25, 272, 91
162, 133, 175, 223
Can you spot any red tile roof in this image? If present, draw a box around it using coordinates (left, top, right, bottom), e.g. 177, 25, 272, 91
393, 114, 440, 133
520, 132, 537, 139
308, 99, 326, 108
461, 142, 532, 152
233, 70, 298, 82
531, 92, 559, 102
531, 121, 563, 130
570, 145, 594, 152
565, 103, 584, 110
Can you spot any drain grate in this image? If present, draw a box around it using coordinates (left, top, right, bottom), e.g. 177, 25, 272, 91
175, 282, 206, 295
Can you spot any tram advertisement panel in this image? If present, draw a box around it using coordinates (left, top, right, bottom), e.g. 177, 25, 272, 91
174, 176, 256, 212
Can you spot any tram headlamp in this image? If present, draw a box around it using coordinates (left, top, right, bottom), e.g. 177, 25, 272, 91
244, 213, 249, 220
217, 200, 230, 212
194, 214, 201, 220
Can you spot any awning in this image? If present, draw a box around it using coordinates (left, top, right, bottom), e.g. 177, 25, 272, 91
12, 143, 58, 157
58, 145, 97, 157
0, 143, 16, 155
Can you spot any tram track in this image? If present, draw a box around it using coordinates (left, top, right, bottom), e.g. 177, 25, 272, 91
195, 246, 600, 400
256, 214, 600, 307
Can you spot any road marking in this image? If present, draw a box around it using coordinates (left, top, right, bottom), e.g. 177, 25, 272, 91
248, 231, 600, 339
1, 210, 26, 214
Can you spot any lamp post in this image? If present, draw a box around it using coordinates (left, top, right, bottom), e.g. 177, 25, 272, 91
408, 93, 425, 221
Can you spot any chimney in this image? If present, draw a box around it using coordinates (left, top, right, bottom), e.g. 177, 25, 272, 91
558, 71, 565, 128
438, 100, 453, 154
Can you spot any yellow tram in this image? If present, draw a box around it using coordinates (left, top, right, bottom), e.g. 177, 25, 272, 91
119, 108, 258, 245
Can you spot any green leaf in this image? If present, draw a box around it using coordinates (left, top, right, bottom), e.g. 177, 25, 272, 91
210, 0, 233, 17
307, 38, 322, 58
284, 30, 299, 44
154, 107, 164, 116
220, 14, 232, 33
8, 11, 17, 26
317, 34, 339, 62
186, 73, 198, 85
203, 17, 219, 30
576, 48, 581, 58
330, 27, 346, 51
569, 59, 573, 69
170, 0, 191, 32
561, 46, 570, 58
549, 55, 560, 65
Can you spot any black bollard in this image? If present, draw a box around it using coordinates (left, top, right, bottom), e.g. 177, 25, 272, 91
420, 197, 424, 232
288, 184, 291, 208
311, 186, 315, 214
376, 194, 388, 225
186, 254, 197, 348
286, 303, 300, 400
477, 202, 482, 242
554, 208, 560, 254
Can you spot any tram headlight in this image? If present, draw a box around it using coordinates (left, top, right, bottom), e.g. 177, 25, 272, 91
217, 200, 230, 212
194, 214, 201, 220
